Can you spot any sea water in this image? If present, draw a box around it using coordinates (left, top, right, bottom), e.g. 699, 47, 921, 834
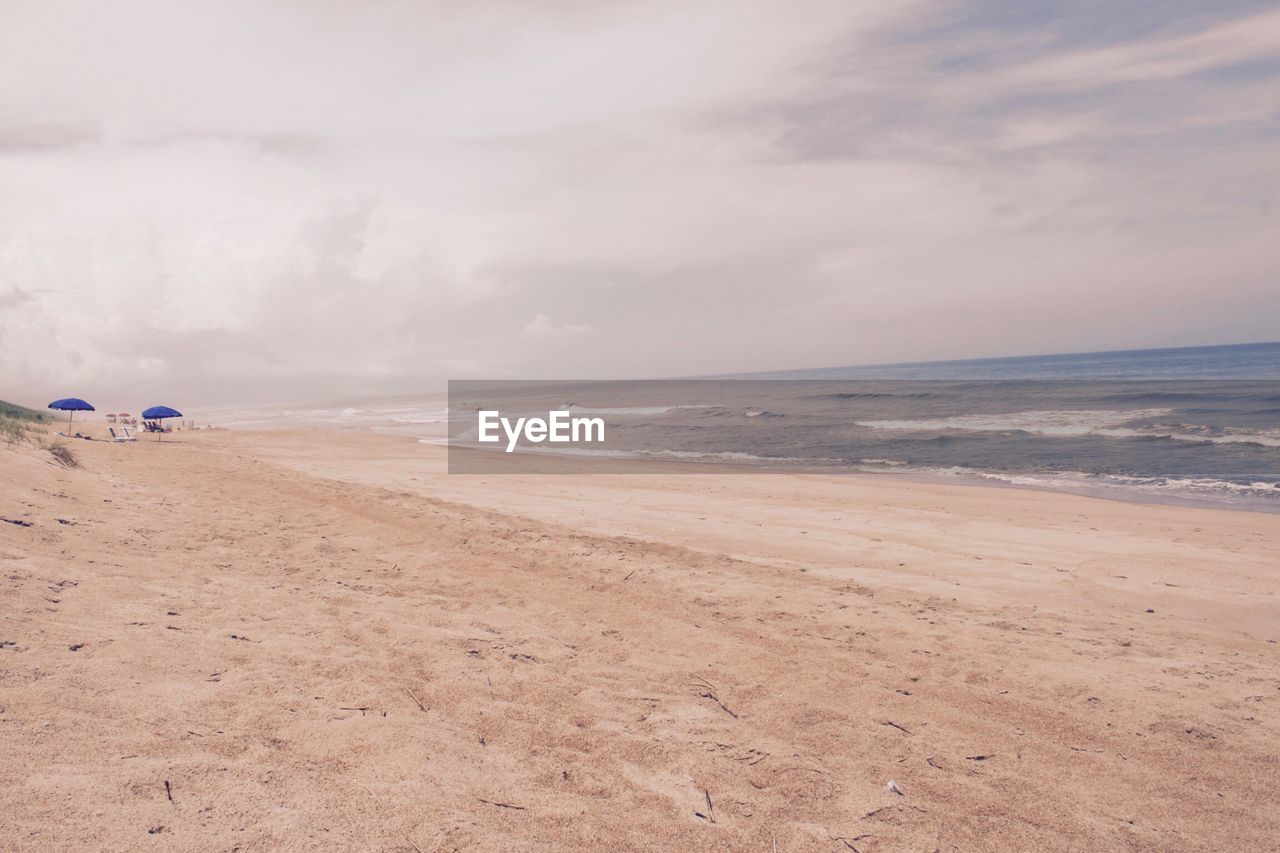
201, 342, 1280, 509
448, 342, 1280, 509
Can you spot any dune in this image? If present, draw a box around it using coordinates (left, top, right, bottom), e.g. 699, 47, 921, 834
1, 425, 1278, 850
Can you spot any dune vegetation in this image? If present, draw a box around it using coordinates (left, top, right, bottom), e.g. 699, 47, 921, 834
1, 400, 47, 444
1, 399, 61, 464
0, 399, 48, 422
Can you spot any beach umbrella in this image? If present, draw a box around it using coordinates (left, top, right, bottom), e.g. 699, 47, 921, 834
141, 405, 182, 440
48, 397, 95, 430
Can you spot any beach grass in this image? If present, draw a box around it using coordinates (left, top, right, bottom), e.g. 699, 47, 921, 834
1, 401, 81, 467
0, 400, 49, 422
1, 399, 50, 447
46, 440, 79, 468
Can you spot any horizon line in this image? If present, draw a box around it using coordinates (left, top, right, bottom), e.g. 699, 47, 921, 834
717, 338, 1280, 379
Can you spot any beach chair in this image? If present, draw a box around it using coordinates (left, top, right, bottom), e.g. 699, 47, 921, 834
108, 427, 136, 442
121, 427, 137, 441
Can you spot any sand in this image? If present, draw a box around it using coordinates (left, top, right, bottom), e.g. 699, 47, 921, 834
2, 426, 1278, 850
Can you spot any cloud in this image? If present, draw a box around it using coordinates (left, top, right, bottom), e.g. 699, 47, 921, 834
523, 314, 592, 339
0, 1, 1276, 405
0, 118, 100, 152
986, 8, 1280, 92
0, 286, 33, 309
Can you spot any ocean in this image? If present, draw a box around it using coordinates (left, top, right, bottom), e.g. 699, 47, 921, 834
446, 342, 1280, 510
744, 341, 1280, 381
196, 342, 1280, 510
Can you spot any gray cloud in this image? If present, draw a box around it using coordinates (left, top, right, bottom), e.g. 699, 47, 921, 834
0, 286, 34, 309
0, 118, 100, 152
0, 0, 1276, 406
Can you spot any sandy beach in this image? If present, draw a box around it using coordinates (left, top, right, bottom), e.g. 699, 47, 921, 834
1, 425, 1277, 850
5, 0, 1278, 846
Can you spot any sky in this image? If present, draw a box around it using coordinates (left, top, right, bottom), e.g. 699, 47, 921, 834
1, 0, 1278, 406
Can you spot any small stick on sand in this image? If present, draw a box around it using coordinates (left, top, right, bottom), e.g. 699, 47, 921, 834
882, 720, 912, 735
406, 688, 427, 712
164, 780, 173, 803
699, 691, 738, 718
477, 797, 526, 810
690, 676, 738, 718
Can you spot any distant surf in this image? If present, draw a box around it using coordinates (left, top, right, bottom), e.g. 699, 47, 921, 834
203, 342, 1280, 510
446, 342, 1280, 509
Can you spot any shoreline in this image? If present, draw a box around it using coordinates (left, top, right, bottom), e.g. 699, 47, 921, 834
33, 416, 1280, 514
416, 427, 1280, 514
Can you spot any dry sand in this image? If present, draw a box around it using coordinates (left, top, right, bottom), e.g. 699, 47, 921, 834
2, 426, 1278, 850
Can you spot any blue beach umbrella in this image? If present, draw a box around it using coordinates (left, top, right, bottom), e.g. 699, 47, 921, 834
141, 405, 183, 440
48, 397, 95, 430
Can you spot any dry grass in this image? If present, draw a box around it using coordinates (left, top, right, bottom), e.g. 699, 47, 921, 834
1, 417, 26, 446
47, 441, 79, 468
0, 400, 48, 421
0, 400, 49, 448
